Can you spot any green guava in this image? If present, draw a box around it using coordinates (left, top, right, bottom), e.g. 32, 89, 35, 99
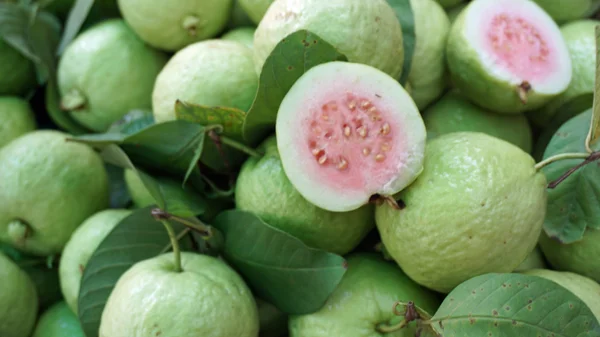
99, 252, 260, 337
58, 19, 168, 132
59, 209, 132, 313
31, 301, 85, 337
152, 40, 258, 123
222, 27, 255, 49
375, 132, 547, 293
435, 0, 465, 9
235, 135, 375, 255
289, 253, 441, 337
117, 0, 233, 51
256, 297, 288, 337
405, 0, 451, 110
422, 91, 533, 153
276, 61, 426, 212
0, 253, 38, 337
0, 130, 110, 256
531, 0, 600, 23
0, 96, 36, 148
446, 0, 573, 114
238, 0, 274, 24
0, 39, 36, 96
253, 0, 405, 78
513, 245, 547, 272
523, 269, 600, 319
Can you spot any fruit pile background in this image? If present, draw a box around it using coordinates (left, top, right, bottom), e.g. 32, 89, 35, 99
1, 0, 600, 336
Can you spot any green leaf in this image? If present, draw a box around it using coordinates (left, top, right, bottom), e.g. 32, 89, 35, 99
241, 29, 347, 145
542, 109, 600, 243
104, 163, 131, 209
77, 207, 197, 337
56, 0, 94, 54
0, 2, 40, 64
429, 273, 600, 337
386, 0, 416, 85
106, 109, 155, 136
213, 210, 347, 315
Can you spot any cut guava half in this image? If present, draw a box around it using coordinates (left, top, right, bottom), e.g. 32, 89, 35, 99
276, 61, 426, 212
446, 0, 572, 114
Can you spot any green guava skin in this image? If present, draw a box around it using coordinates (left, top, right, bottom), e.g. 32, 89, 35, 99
0, 39, 36, 97
152, 40, 258, 123
58, 19, 168, 132
513, 245, 547, 272
222, 27, 256, 49
405, 0, 451, 110
531, 0, 600, 23
238, 0, 274, 24
0, 253, 38, 337
435, 0, 465, 9
31, 301, 85, 337
253, 0, 404, 79
422, 91, 533, 153
235, 136, 375, 255
99, 252, 260, 337
0, 130, 110, 256
117, 0, 233, 51
289, 253, 441, 337
256, 297, 288, 337
0, 96, 36, 148
376, 132, 547, 293
59, 209, 132, 314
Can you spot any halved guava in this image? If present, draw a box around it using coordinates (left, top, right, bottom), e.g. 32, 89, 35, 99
276, 61, 426, 213
446, 0, 573, 114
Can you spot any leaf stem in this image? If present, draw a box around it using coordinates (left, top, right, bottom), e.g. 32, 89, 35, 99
376, 319, 407, 333
219, 135, 262, 158
151, 208, 212, 237
159, 220, 182, 273
534, 152, 591, 171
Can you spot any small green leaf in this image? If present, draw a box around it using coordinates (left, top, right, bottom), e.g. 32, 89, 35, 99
542, 109, 600, 243
106, 110, 155, 136
241, 29, 347, 145
386, 0, 416, 85
429, 273, 600, 337
213, 210, 347, 315
56, 0, 94, 54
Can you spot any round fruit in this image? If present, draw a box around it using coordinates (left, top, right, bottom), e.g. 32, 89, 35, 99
31, 301, 85, 337
446, 0, 572, 114
0, 39, 36, 96
523, 269, 600, 319
235, 136, 375, 255
0, 253, 38, 337
99, 252, 260, 337
513, 245, 547, 272
253, 0, 404, 78
539, 228, 600, 282
422, 91, 533, 153
0, 96, 36, 148
0, 130, 110, 256
256, 297, 288, 337
531, 0, 600, 23
238, 0, 274, 24
405, 0, 451, 110
375, 132, 547, 293
289, 253, 440, 337
152, 40, 258, 123
117, 0, 233, 51
58, 19, 168, 132
436, 0, 465, 9
59, 209, 132, 313
276, 61, 426, 213
222, 27, 255, 49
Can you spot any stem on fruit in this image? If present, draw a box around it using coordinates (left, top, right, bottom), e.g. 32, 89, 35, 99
534, 152, 591, 171
376, 301, 420, 333
517, 81, 532, 105
60, 88, 87, 111
182, 15, 201, 37
159, 220, 182, 273
7, 219, 30, 245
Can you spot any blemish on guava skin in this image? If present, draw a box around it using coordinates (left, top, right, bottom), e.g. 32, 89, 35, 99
395, 199, 406, 210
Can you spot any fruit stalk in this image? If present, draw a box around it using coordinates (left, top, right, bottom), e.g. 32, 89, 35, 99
159, 220, 182, 273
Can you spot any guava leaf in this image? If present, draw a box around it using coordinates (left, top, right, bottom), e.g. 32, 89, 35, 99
241, 29, 348, 146
77, 207, 197, 337
542, 109, 600, 243
213, 210, 347, 315
429, 273, 600, 337
104, 163, 131, 209
56, 0, 94, 54
106, 109, 155, 136
386, 0, 416, 85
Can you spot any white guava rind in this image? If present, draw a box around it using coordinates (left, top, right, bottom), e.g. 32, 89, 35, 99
276, 61, 426, 213
253, 0, 404, 79
446, 0, 572, 114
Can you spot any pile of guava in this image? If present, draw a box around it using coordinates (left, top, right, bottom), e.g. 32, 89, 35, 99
2, 0, 600, 336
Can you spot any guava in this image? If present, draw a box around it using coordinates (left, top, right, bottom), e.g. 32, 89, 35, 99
523, 269, 600, 319
289, 253, 441, 337
435, 0, 465, 9
99, 252, 260, 337
117, 0, 233, 51
0, 253, 38, 337
531, 0, 600, 23
405, 0, 451, 110
375, 132, 547, 293
235, 135, 375, 255
0, 130, 110, 256
446, 0, 573, 114
256, 297, 288, 337
59, 209, 131, 313
253, 0, 405, 79
513, 245, 547, 272
31, 301, 85, 337
422, 91, 533, 153
0, 39, 36, 96
238, 0, 274, 24
58, 19, 168, 132
0, 96, 37, 148
222, 27, 255, 49
152, 40, 258, 123
276, 61, 426, 213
